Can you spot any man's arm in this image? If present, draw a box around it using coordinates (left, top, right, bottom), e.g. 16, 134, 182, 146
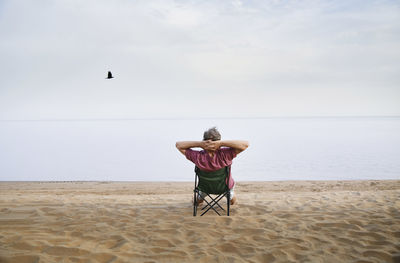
216, 140, 249, 154
175, 141, 205, 155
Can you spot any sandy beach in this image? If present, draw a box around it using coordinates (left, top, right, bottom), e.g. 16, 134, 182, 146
0, 180, 399, 263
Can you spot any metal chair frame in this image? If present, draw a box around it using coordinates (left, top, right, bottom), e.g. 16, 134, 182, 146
193, 166, 231, 216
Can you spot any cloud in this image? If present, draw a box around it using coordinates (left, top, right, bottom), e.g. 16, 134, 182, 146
0, 0, 399, 119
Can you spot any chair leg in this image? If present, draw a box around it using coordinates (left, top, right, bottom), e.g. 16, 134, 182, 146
227, 191, 230, 216
201, 193, 225, 211
195, 191, 231, 216
193, 190, 198, 216
200, 193, 228, 216
200, 196, 221, 216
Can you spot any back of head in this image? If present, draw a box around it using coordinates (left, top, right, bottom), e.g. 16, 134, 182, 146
203, 127, 221, 141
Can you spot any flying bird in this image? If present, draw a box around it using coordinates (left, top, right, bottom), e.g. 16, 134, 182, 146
106, 71, 114, 79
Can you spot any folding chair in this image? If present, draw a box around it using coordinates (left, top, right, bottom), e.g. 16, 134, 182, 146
193, 166, 231, 216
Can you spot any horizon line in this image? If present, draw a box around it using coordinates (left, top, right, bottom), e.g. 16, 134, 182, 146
1, 179, 399, 183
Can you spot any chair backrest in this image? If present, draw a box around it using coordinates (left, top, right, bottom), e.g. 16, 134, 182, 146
195, 166, 230, 195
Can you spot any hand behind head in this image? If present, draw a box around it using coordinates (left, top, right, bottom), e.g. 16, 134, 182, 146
203, 140, 220, 152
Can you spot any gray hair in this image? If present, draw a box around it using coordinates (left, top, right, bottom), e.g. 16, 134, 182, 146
203, 127, 221, 141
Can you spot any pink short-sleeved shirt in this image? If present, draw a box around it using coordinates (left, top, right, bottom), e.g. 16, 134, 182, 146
185, 147, 237, 189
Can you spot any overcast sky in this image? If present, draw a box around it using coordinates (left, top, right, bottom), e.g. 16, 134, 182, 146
0, 0, 399, 120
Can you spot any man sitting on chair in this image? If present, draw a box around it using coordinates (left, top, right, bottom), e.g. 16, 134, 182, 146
176, 127, 249, 205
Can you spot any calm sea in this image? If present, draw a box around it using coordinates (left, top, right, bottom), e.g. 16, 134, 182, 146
0, 117, 399, 181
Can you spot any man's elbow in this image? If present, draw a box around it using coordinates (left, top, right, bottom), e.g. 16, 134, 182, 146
176, 142, 185, 152
175, 142, 182, 150
235, 141, 249, 154
242, 141, 249, 151
176, 142, 186, 155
